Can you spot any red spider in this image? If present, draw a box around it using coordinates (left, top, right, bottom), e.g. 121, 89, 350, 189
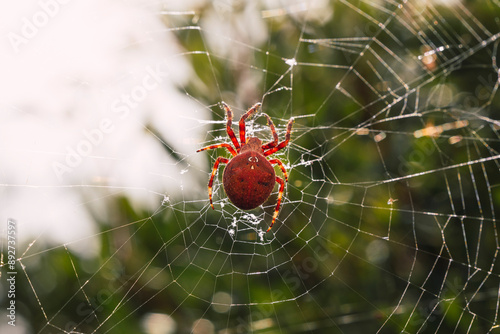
197, 102, 294, 232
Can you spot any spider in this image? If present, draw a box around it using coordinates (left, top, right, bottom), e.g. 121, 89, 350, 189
197, 102, 294, 232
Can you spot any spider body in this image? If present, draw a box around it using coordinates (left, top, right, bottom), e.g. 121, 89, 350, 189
197, 102, 294, 232
223, 138, 275, 210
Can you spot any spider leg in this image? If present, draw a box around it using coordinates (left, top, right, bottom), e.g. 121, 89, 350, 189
239, 102, 262, 144
207, 157, 229, 209
264, 117, 294, 156
197, 143, 237, 156
266, 176, 285, 233
222, 102, 240, 151
261, 114, 279, 150
269, 159, 288, 182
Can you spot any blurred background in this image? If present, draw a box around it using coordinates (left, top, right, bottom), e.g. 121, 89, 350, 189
1, 0, 500, 333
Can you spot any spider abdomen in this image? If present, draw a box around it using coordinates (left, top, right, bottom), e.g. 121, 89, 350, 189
222, 150, 276, 210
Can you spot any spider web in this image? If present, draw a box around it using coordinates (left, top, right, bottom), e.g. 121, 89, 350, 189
1, 0, 500, 333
